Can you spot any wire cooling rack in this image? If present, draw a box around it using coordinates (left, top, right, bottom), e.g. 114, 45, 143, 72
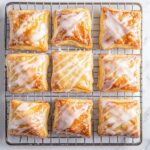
5, 1, 143, 146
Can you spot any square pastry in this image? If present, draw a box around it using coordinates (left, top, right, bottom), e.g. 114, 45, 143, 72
53, 98, 93, 137
99, 7, 141, 50
98, 98, 140, 138
8, 10, 49, 52
6, 53, 49, 94
8, 100, 50, 138
51, 51, 93, 93
98, 55, 141, 92
51, 8, 92, 49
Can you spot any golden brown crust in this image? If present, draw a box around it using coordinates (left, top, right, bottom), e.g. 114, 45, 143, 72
8, 100, 50, 138
51, 8, 92, 49
98, 98, 140, 138
51, 51, 93, 93
6, 53, 49, 94
99, 7, 141, 50
8, 10, 49, 52
98, 54, 141, 92
53, 98, 93, 137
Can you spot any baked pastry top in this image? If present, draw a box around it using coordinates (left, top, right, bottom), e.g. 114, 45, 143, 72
8, 10, 49, 52
6, 53, 49, 94
99, 7, 141, 50
51, 51, 93, 93
8, 99, 50, 138
51, 8, 92, 49
98, 98, 140, 138
53, 98, 93, 137
98, 55, 141, 92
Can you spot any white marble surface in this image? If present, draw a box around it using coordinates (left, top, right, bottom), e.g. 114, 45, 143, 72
0, 0, 150, 149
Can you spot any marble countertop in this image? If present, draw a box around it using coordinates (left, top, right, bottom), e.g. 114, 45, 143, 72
0, 0, 150, 149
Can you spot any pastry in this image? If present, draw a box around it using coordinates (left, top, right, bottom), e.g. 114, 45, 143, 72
8, 99, 50, 138
98, 98, 140, 138
51, 51, 93, 93
51, 8, 92, 49
98, 54, 141, 92
6, 53, 49, 94
8, 10, 49, 52
53, 98, 93, 137
99, 7, 141, 50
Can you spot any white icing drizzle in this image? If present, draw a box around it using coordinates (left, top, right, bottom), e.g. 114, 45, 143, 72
102, 55, 140, 91
102, 10, 137, 48
52, 10, 86, 41
53, 52, 81, 75
31, 23, 48, 44
16, 103, 38, 111
53, 52, 75, 68
16, 12, 42, 36
52, 51, 92, 92
8, 54, 47, 91
9, 102, 48, 136
101, 100, 139, 135
14, 11, 47, 45
57, 102, 89, 130
59, 12, 85, 36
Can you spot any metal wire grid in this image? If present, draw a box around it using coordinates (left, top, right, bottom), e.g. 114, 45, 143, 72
5, 1, 142, 146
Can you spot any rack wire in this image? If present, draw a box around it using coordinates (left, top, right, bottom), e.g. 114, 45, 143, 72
5, 1, 142, 146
